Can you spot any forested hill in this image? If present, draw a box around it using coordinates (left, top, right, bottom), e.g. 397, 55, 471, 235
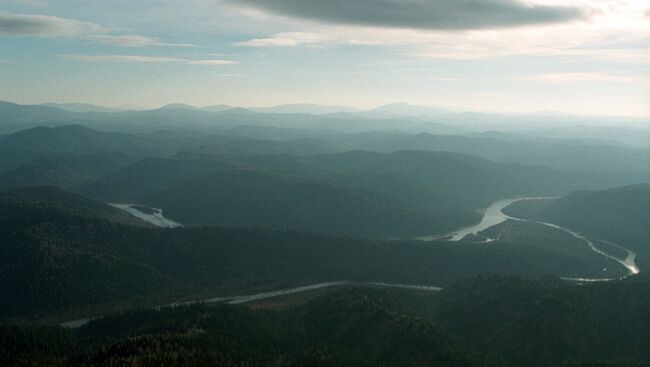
541, 184, 650, 245
3, 276, 650, 366
0, 186, 148, 227
80, 149, 642, 239
0, 187, 621, 319
504, 184, 650, 269
0, 289, 494, 367
144, 168, 474, 238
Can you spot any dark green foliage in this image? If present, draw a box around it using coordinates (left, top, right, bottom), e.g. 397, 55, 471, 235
430, 275, 650, 367
83, 149, 638, 239
80, 156, 242, 201
504, 184, 650, 269
146, 168, 473, 238
5, 278, 650, 366
0, 290, 495, 367
0, 153, 134, 190
0, 186, 148, 226
0, 187, 617, 318
0, 325, 77, 366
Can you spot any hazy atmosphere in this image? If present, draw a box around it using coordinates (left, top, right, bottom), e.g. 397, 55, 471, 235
1, 0, 649, 116
1, 1, 649, 367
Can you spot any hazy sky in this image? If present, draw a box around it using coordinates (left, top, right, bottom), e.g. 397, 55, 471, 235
0, 0, 648, 116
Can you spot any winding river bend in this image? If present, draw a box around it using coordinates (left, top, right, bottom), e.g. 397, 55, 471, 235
425, 197, 640, 279
63, 197, 639, 328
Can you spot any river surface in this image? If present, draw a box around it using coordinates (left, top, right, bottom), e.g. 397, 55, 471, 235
64, 197, 638, 328
61, 281, 442, 328
419, 198, 530, 242
110, 204, 182, 228
422, 197, 640, 279
522, 218, 639, 279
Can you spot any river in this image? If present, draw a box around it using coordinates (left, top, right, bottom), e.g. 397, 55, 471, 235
70, 197, 638, 328
422, 197, 640, 278
61, 281, 442, 328
110, 203, 182, 228
418, 198, 534, 242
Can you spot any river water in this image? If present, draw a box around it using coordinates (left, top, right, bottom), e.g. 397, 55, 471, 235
62, 281, 441, 328
421, 197, 640, 278
419, 198, 528, 242
110, 203, 182, 228
64, 197, 638, 328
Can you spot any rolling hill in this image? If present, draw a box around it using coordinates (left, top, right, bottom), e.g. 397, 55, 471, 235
81, 150, 645, 238
145, 168, 475, 238
4, 276, 650, 366
0, 153, 133, 190
0, 187, 623, 319
350, 132, 650, 173
503, 184, 650, 269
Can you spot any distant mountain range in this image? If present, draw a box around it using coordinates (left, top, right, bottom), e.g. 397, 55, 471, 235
40, 103, 120, 113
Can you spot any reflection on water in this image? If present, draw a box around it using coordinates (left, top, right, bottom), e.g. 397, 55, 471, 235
110, 203, 182, 228
421, 196, 640, 280
419, 197, 551, 242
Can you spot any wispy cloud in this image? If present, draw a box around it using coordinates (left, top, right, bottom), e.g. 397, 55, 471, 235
88, 35, 195, 48
229, 0, 588, 30
0, 11, 192, 51
59, 54, 236, 66
188, 59, 236, 65
0, 59, 10, 63
527, 72, 650, 84
0, 11, 103, 36
236, 32, 326, 47
59, 54, 183, 63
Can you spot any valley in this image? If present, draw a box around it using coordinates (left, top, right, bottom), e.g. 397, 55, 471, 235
3, 1, 649, 363
0, 101, 648, 367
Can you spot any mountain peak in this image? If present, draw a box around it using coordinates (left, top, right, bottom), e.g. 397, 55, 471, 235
157, 103, 199, 111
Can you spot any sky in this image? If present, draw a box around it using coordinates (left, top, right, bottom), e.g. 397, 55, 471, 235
0, 0, 648, 116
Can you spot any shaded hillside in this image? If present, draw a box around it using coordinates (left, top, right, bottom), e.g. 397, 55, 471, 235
266, 150, 641, 210
352, 132, 650, 173
145, 168, 475, 238
0, 186, 148, 227
0, 290, 493, 367
83, 150, 640, 237
0, 188, 620, 319
80, 157, 243, 201
429, 275, 650, 367
0, 153, 133, 190
0, 125, 164, 156
504, 184, 650, 269
4, 278, 650, 366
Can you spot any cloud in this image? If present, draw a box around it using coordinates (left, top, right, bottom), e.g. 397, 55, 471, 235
59, 54, 236, 66
645, 9, 650, 18
0, 11, 102, 36
59, 54, 183, 63
230, 0, 587, 30
0, 59, 9, 63
527, 72, 649, 84
235, 32, 326, 47
187, 59, 237, 65
88, 35, 195, 48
